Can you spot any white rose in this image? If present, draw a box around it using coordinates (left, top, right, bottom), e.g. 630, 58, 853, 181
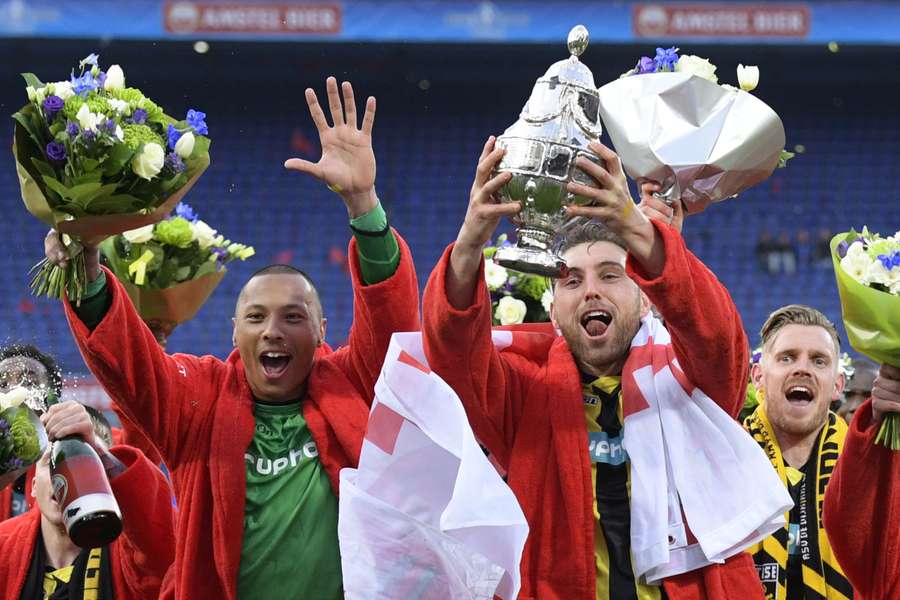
0, 387, 29, 411
104, 64, 126, 90
495, 295, 527, 326
51, 81, 75, 100
675, 55, 718, 83
76, 103, 103, 132
841, 250, 873, 284
191, 219, 219, 249
122, 224, 155, 244
737, 64, 760, 92
174, 131, 195, 159
107, 98, 131, 116
132, 142, 165, 180
541, 289, 553, 313
484, 259, 508, 290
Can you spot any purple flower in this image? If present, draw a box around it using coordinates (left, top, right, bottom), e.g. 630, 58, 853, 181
836, 240, 850, 258
654, 46, 679, 72
211, 246, 229, 266
97, 71, 107, 88
167, 124, 183, 150
79, 53, 100, 69
186, 109, 208, 135
175, 202, 198, 222
82, 129, 96, 143
0, 417, 8, 431
42, 95, 64, 120
751, 350, 762, 364
46, 141, 67, 162
70, 70, 99, 98
132, 108, 147, 125
66, 122, 80, 138
635, 56, 656, 75
102, 118, 118, 134
165, 151, 186, 174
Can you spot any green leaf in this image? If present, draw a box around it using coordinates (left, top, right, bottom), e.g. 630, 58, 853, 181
21, 73, 45, 89
41, 175, 73, 199
194, 260, 217, 278
86, 194, 144, 215
12, 110, 45, 153
81, 158, 101, 172
30, 158, 59, 181
102, 144, 135, 177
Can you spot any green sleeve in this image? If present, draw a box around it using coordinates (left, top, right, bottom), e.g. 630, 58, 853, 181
72, 270, 113, 330
350, 201, 400, 285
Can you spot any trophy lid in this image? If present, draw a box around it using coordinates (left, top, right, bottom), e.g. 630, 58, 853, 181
511, 25, 601, 142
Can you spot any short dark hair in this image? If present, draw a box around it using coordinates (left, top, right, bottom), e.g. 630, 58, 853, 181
84, 405, 113, 447
760, 304, 841, 359
557, 219, 628, 257
238, 264, 322, 317
0, 344, 63, 396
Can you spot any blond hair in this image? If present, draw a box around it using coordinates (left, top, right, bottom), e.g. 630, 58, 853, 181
760, 304, 841, 358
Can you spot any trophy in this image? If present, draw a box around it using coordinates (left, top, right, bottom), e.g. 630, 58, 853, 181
493, 25, 603, 277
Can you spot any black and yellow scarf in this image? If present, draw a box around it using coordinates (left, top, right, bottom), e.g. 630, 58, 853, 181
743, 405, 852, 600
21, 535, 113, 600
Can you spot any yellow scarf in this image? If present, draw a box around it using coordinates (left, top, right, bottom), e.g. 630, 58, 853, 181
743, 405, 852, 600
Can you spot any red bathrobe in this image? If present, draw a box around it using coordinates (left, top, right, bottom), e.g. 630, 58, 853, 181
0, 445, 175, 599
422, 221, 761, 600
823, 399, 900, 600
65, 234, 420, 600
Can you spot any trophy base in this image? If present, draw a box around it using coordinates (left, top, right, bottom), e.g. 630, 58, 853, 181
494, 245, 567, 278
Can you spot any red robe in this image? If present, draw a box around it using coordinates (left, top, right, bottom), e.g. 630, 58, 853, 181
0, 445, 175, 599
422, 222, 760, 600
823, 399, 900, 600
65, 234, 420, 600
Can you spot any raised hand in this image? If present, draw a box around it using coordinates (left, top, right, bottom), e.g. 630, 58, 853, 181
636, 181, 685, 234
285, 77, 378, 218
872, 364, 900, 421
44, 230, 101, 283
40, 400, 107, 454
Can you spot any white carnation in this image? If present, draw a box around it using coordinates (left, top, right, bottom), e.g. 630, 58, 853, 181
484, 260, 508, 290
495, 295, 527, 326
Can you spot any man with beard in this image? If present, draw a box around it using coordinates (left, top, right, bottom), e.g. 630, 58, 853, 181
421, 137, 764, 600
44, 77, 420, 599
823, 363, 900, 600
0, 399, 174, 599
743, 305, 853, 600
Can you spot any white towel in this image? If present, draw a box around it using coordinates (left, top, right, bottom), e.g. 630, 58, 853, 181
622, 313, 793, 583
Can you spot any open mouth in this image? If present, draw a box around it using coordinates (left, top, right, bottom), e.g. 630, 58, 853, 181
580, 309, 612, 338
785, 385, 814, 406
259, 351, 292, 379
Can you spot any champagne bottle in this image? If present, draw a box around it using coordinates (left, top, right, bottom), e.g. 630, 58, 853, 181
46, 394, 122, 548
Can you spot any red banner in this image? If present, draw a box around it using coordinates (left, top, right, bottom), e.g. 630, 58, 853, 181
164, 2, 341, 35
633, 3, 810, 38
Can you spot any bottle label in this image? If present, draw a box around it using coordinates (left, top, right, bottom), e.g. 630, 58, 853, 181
51, 454, 120, 525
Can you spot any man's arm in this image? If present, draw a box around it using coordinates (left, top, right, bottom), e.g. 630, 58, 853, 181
566, 142, 747, 416
421, 137, 536, 466
824, 368, 900, 598
284, 77, 419, 400
45, 234, 221, 468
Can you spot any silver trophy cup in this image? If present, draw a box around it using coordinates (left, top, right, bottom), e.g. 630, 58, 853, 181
493, 25, 603, 277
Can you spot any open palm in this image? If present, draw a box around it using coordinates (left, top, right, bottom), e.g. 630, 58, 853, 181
285, 77, 378, 216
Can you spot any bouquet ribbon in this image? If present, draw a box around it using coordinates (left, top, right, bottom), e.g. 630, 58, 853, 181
128, 250, 155, 286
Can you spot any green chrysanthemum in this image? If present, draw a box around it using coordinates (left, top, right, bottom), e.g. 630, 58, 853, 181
154, 217, 194, 248
62, 95, 85, 122
517, 273, 550, 301
10, 408, 41, 463
867, 239, 895, 260
107, 87, 165, 123
122, 124, 165, 151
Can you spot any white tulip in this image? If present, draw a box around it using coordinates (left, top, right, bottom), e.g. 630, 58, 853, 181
122, 224, 156, 244
132, 142, 165, 180
104, 64, 126, 90
191, 219, 219, 249
174, 131, 195, 158
76, 104, 103, 132
495, 296, 527, 326
737, 64, 760, 92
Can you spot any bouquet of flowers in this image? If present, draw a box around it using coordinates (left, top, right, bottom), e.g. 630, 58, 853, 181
12, 53, 211, 302
484, 235, 553, 325
596, 47, 788, 214
100, 202, 254, 340
0, 387, 49, 489
832, 228, 900, 448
